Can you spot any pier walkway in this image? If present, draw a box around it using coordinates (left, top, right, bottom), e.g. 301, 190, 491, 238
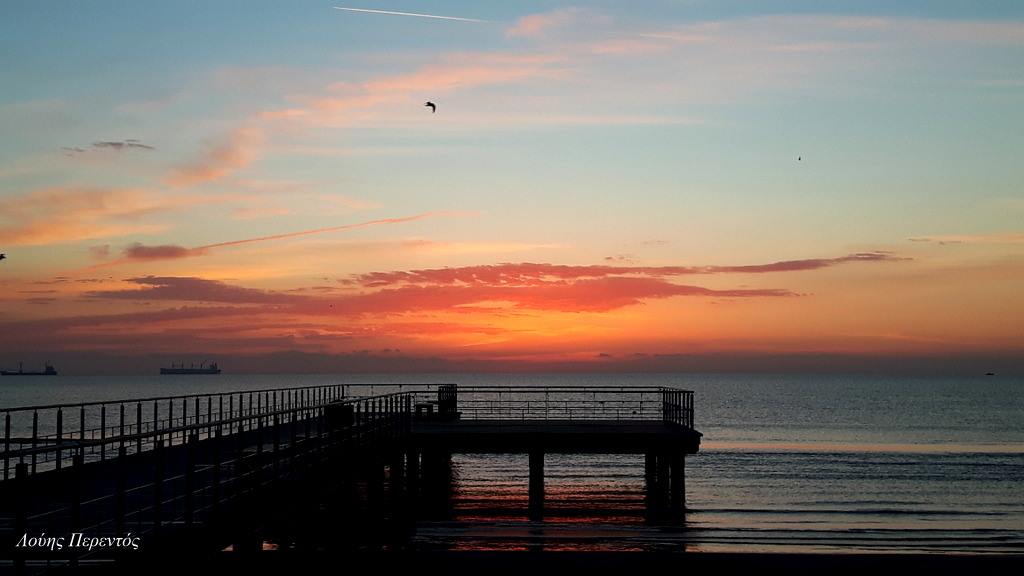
0, 384, 700, 571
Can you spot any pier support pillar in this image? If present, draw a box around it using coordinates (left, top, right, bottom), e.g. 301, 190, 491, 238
422, 450, 452, 518
529, 449, 544, 521
656, 451, 670, 518
644, 452, 657, 520
669, 452, 685, 518
389, 450, 405, 491
367, 456, 385, 510
407, 448, 420, 496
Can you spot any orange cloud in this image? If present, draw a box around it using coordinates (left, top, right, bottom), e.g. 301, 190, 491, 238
165, 126, 265, 187
0, 186, 264, 247
172, 53, 565, 184
0, 187, 178, 246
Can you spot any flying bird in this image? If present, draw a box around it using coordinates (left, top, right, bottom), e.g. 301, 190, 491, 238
0, 253, 5, 261
798, 156, 802, 161
425, 101, 436, 113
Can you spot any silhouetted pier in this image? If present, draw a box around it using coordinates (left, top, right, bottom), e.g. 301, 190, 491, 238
0, 384, 700, 570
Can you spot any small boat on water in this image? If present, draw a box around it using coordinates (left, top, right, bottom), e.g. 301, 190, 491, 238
1, 362, 58, 376
160, 361, 221, 375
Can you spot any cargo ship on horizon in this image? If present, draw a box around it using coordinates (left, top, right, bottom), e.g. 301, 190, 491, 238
160, 361, 221, 375
1, 362, 58, 376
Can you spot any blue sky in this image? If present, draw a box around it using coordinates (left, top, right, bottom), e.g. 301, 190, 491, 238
1, 2, 1022, 372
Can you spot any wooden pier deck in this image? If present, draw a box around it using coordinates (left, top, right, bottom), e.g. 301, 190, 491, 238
0, 384, 700, 571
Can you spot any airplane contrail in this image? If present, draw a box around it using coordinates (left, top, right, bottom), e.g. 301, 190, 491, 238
196, 212, 439, 250
77, 211, 461, 271
333, 6, 489, 23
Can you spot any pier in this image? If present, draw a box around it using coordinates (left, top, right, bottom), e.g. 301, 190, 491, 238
0, 384, 700, 570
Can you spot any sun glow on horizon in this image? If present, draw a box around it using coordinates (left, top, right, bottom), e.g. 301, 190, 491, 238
1, 2, 1022, 373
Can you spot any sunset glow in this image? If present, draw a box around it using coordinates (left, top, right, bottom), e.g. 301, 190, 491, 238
1, 2, 1022, 373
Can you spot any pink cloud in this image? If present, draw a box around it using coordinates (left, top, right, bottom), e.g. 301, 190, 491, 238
165, 126, 265, 187
87, 276, 305, 304
506, 9, 581, 38
306, 277, 795, 316
122, 243, 201, 261
349, 253, 904, 287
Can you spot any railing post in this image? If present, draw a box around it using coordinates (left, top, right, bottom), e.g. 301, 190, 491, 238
118, 404, 125, 458
290, 404, 297, 468
256, 401, 264, 489
153, 439, 164, 539
100, 406, 107, 462
236, 400, 246, 496
273, 412, 280, 481
149, 401, 157, 448
3, 412, 9, 480
185, 433, 196, 526
13, 462, 28, 574
30, 410, 37, 474
79, 406, 86, 463
136, 402, 142, 453
688, 392, 694, 428
115, 445, 127, 533
182, 398, 188, 446
71, 452, 83, 541
315, 400, 324, 458
213, 425, 222, 516
56, 408, 63, 470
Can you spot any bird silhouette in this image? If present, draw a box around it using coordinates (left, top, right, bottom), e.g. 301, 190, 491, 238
425, 101, 436, 113
798, 156, 802, 161
0, 253, 5, 261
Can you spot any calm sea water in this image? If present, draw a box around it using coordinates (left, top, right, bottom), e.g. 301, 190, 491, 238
2, 372, 1022, 553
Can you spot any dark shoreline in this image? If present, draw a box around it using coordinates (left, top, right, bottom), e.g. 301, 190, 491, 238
91, 550, 1024, 576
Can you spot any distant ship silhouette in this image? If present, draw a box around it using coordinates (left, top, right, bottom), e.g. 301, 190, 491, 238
1, 362, 57, 376
160, 361, 221, 375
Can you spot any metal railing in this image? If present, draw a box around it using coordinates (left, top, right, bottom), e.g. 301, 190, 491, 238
1, 390, 413, 565
0, 383, 376, 480
408, 386, 694, 424
1, 384, 696, 480
661, 388, 695, 429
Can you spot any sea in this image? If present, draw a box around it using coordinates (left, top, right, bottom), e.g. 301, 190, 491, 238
2, 372, 1022, 554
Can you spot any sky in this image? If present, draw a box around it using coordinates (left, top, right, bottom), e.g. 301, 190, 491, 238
0, 1, 1022, 374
